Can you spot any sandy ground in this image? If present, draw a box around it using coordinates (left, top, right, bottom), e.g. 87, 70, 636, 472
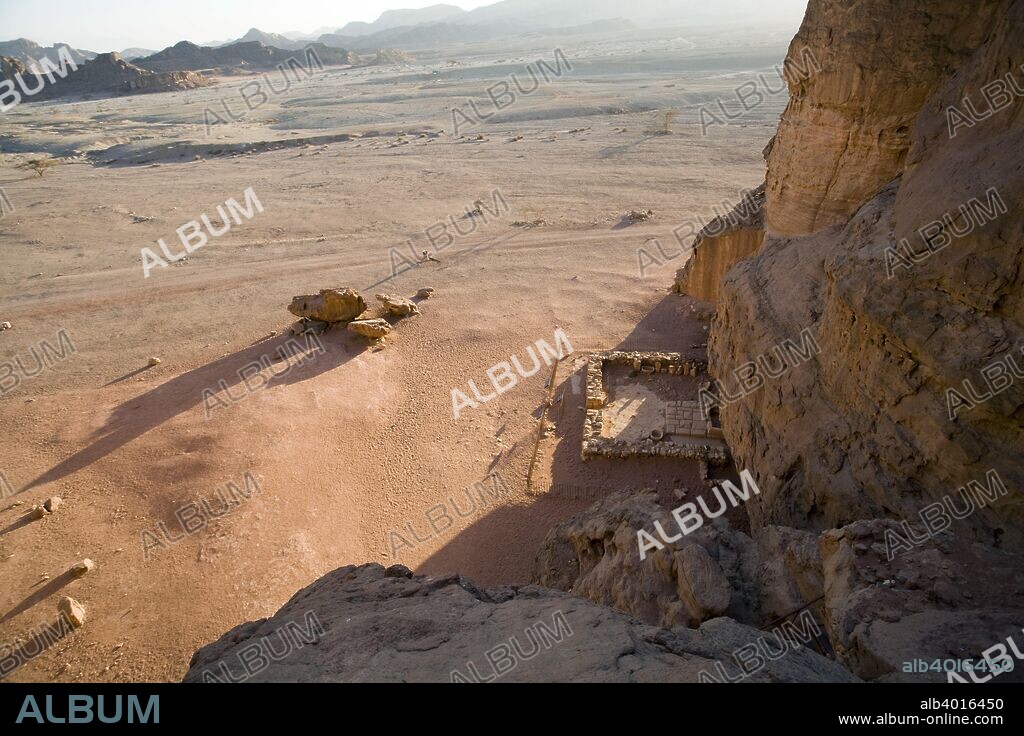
0, 29, 788, 681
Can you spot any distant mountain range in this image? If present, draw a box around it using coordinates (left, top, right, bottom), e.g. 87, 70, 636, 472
134, 41, 359, 74
0, 38, 95, 73
1, 0, 808, 80
265, 0, 808, 42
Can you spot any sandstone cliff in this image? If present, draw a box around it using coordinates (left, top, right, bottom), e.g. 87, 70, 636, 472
702, 0, 1024, 679
713, 0, 1024, 545
674, 184, 765, 303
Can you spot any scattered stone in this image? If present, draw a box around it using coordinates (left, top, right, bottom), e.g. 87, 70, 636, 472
0, 322, 11, 331
70, 559, 96, 578
289, 288, 366, 324
43, 497, 61, 513
29, 505, 48, 520
416, 288, 435, 299
626, 209, 654, 223
376, 294, 420, 318
58, 597, 86, 628
348, 319, 392, 341
147, 357, 162, 367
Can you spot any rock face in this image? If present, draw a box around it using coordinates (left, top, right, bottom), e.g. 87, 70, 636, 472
533, 490, 761, 628
0, 40, 94, 74
288, 288, 366, 324
674, 184, 765, 303
183, 564, 854, 683
710, 0, 1024, 543
756, 525, 823, 623
16, 52, 211, 102
819, 520, 1024, 682
764, 0, 1010, 236
0, 55, 27, 83
685, 0, 1024, 683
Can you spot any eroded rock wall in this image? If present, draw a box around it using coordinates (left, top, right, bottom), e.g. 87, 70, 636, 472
764, 0, 1011, 236
674, 184, 765, 304
711, 0, 1024, 543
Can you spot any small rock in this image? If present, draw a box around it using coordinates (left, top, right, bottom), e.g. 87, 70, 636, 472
147, 357, 162, 367
58, 597, 86, 628
348, 319, 392, 341
43, 497, 61, 513
0, 321, 11, 331
70, 559, 96, 578
416, 288, 435, 299
376, 294, 420, 318
29, 505, 48, 520
385, 565, 413, 579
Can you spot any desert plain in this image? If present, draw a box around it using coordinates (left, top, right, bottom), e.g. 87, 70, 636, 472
0, 26, 793, 681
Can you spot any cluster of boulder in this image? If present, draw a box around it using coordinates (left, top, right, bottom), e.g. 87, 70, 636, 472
286, 286, 432, 343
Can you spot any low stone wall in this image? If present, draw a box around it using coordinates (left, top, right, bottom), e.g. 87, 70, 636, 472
582, 351, 729, 464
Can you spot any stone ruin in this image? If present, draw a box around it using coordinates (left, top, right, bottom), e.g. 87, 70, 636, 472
582, 351, 729, 464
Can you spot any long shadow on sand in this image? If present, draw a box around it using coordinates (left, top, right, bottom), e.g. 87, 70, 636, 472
22, 329, 369, 492
415, 294, 720, 581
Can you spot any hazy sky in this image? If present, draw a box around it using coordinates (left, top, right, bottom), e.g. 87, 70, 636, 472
0, 0, 495, 52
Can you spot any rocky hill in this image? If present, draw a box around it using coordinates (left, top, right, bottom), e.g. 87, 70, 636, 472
0, 38, 95, 73
1, 51, 209, 102
0, 55, 27, 83
135, 40, 357, 74
27, 52, 211, 101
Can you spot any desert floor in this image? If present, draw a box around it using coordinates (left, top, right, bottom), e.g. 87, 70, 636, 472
0, 28, 789, 681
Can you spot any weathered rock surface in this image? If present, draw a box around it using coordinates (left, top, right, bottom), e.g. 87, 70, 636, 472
22, 52, 211, 102
288, 288, 366, 324
0, 55, 27, 84
710, 0, 1024, 545
675, 184, 765, 303
756, 525, 823, 623
819, 519, 1024, 682
135, 40, 358, 74
533, 490, 761, 628
764, 0, 1010, 235
183, 564, 853, 683
348, 319, 392, 340
375, 293, 420, 318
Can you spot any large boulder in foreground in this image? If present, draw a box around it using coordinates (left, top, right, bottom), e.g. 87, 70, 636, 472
820, 519, 1024, 682
288, 288, 366, 324
533, 490, 761, 629
182, 563, 853, 683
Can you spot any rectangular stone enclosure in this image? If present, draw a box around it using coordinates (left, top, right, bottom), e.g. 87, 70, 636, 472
582, 351, 729, 463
